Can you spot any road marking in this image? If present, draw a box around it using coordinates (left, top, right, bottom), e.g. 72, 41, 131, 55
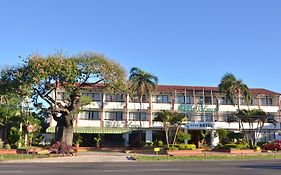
102, 168, 182, 172
0, 171, 23, 173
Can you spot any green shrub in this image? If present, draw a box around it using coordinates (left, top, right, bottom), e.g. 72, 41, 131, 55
4, 144, 11, 149
223, 143, 249, 150
144, 141, 154, 147
223, 144, 237, 150
177, 131, 191, 143
257, 142, 266, 147
177, 144, 196, 150
157, 140, 164, 147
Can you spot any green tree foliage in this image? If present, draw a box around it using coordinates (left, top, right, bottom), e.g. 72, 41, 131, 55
218, 73, 251, 109
0, 52, 127, 146
154, 110, 187, 148
128, 67, 158, 145
233, 109, 273, 146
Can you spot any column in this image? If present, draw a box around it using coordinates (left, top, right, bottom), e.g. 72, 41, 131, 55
210, 129, 219, 149
145, 130, 153, 142
122, 133, 129, 146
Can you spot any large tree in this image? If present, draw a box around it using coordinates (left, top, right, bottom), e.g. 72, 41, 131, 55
128, 67, 158, 145
218, 73, 251, 109
0, 53, 127, 147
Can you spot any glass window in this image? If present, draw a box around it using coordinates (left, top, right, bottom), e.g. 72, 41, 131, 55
197, 96, 203, 104
152, 95, 170, 103
105, 94, 124, 102
175, 96, 185, 104
80, 111, 100, 120
129, 112, 147, 121
130, 95, 147, 103
261, 97, 273, 106
93, 93, 101, 101
205, 97, 212, 104
104, 112, 123, 121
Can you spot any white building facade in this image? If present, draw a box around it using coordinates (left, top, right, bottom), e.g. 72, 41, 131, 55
48, 84, 281, 147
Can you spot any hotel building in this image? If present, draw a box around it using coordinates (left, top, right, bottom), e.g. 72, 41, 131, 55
47, 84, 281, 147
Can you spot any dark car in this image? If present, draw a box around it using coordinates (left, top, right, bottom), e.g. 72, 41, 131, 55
262, 140, 281, 150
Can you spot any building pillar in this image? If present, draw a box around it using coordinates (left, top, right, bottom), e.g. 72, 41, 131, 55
124, 94, 129, 127
148, 95, 152, 127
100, 93, 105, 127
122, 133, 129, 146
210, 129, 219, 149
145, 130, 153, 142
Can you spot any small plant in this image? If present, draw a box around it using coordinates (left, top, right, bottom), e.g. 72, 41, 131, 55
144, 141, 154, 147
157, 140, 164, 147
94, 134, 103, 148
73, 134, 83, 147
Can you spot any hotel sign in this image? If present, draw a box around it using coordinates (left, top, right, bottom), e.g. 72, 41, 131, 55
186, 122, 215, 129
178, 104, 218, 113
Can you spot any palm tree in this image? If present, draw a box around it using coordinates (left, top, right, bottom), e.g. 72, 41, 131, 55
218, 73, 251, 110
154, 111, 187, 148
171, 112, 187, 146
154, 110, 173, 148
129, 67, 158, 146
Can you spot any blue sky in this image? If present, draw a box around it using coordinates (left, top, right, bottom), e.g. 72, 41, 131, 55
0, 0, 281, 93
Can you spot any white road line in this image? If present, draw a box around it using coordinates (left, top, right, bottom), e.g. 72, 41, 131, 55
0, 171, 23, 173
101, 168, 182, 172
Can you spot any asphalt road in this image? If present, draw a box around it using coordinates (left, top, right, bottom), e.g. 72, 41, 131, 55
0, 160, 281, 175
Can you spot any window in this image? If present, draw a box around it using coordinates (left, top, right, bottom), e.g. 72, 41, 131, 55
104, 112, 123, 121
105, 94, 124, 102
80, 111, 100, 120
175, 96, 185, 104
261, 97, 273, 106
205, 97, 212, 104
152, 95, 169, 103
93, 93, 101, 101
197, 96, 203, 104
129, 112, 148, 121
130, 95, 147, 103
57, 92, 66, 100
200, 113, 213, 122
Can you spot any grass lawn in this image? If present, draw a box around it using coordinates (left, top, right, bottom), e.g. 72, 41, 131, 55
0, 154, 52, 162
134, 154, 281, 161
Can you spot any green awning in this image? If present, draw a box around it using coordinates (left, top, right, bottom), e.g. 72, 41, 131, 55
46, 126, 131, 134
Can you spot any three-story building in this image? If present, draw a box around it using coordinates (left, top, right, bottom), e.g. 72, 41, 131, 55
47, 84, 281, 147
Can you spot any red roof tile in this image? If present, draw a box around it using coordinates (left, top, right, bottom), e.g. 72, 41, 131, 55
80, 83, 280, 96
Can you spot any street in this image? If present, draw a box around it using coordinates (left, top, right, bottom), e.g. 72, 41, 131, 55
0, 160, 280, 175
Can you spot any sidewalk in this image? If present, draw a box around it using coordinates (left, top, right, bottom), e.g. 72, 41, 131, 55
6, 151, 136, 163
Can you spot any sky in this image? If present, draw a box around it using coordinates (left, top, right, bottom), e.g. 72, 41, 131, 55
0, 0, 281, 93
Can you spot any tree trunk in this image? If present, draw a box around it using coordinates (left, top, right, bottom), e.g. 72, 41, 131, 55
172, 125, 180, 146
165, 127, 170, 148
55, 114, 74, 146
238, 90, 241, 110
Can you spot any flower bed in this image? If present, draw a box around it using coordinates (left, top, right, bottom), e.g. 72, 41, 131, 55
212, 148, 261, 154
167, 149, 203, 156
0, 149, 17, 155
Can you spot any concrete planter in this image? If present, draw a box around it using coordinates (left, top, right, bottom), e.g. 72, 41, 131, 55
0, 149, 17, 155
213, 149, 261, 154
167, 149, 203, 156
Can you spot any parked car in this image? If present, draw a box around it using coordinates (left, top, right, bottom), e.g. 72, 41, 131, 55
262, 140, 281, 150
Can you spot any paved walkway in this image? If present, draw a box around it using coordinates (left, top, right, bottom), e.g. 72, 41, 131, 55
6, 152, 136, 163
